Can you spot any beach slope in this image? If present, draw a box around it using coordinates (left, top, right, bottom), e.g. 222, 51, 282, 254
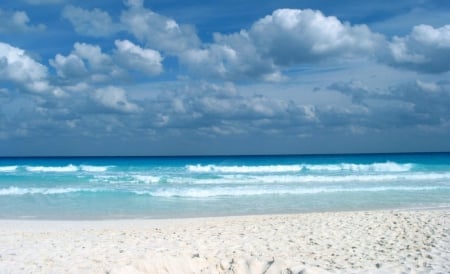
0, 210, 448, 273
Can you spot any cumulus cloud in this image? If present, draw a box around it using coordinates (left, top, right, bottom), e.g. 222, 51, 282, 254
50, 42, 116, 83
249, 9, 383, 65
50, 53, 88, 79
180, 32, 279, 81
50, 41, 163, 84
91, 86, 141, 113
72, 43, 113, 72
0, 42, 52, 93
114, 40, 163, 76
62, 5, 118, 37
120, 1, 200, 54
181, 9, 383, 81
0, 9, 45, 33
386, 24, 450, 73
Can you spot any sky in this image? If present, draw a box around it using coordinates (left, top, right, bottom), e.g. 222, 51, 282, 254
1, 0, 450, 156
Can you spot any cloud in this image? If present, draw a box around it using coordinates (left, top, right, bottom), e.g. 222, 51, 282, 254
114, 40, 163, 76
385, 80, 450, 125
181, 8, 383, 81
23, 0, 65, 4
327, 81, 371, 105
50, 42, 116, 83
0, 9, 45, 33
62, 5, 118, 37
91, 86, 141, 113
140, 82, 319, 136
180, 32, 280, 81
249, 9, 383, 65
327, 79, 450, 129
386, 24, 450, 73
50, 53, 88, 79
0, 42, 53, 93
72, 43, 113, 72
120, 1, 200, 54
50, 41, 163, 85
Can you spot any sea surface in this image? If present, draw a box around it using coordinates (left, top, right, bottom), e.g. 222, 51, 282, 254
1, 153, 450, 219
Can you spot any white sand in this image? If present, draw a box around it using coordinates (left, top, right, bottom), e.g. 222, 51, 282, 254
0, 209, 448, 274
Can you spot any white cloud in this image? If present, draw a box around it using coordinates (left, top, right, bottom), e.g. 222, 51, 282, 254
114, 40, 163, 76
50, 41, 162, 84
50, 42, 124, 84
92, 86, 141, 113
73, 43, 113, 72
249, 9, 383, 65
180, 32, 277, 81
0, 9, 45, 33
62, 5, 118, 37
387, 24, 450, 73
120, 2, 200, 54
0, 42, 51, 93
181, 8, 383, 81
50, 53, 87, 79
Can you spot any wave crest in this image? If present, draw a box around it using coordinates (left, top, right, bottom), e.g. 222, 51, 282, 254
0, 166, 18, 172
25, 164, 78, 173
187, 162, 413, 173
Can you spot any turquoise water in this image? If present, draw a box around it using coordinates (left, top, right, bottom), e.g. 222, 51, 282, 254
1, 153, 450, 219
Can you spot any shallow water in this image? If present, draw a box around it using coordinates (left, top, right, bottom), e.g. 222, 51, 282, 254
1, 153, 449, 219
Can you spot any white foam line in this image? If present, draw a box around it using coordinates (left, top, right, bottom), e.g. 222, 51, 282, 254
0, 166, 18, 172
186, 162, 415, 173
25, 164, 79, 173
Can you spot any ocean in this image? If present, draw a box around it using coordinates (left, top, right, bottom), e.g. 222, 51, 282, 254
1, 153, 449, 219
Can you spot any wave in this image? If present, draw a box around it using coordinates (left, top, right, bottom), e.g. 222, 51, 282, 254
304, 162, 413, 172
186, 162, 413, 173
235, 172, 450, 184
1, 183, 447, 197
166, 172, 450, 185
0, 186, 94, 196
133, 175, 161, 184
85, 171, 450, 186
80, 165, 110, 172
0, 166, 18, 172
25, 164, 79, 172
23, 164, 111, 173
187, 164, 304, 173
135, 185, 447, 198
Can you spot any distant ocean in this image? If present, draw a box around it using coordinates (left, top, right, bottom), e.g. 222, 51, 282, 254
1, 153, 449, 219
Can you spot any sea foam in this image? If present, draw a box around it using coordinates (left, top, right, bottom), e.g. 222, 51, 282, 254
134, 185, 446, 198
186, 162, 413, 173
0, 166, 18, 172
25, 164, 79, 173
0, 186, 88, 196
80, 165, 110, 172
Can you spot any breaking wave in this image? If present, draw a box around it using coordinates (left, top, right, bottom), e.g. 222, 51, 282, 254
0, 186, 96, 196
186, 162, 414, 173
0, 166, 18, 172
21, 164, 111, 173
25, 164, 79, 173
134, 185, 447, 198
80, 165, 110, 172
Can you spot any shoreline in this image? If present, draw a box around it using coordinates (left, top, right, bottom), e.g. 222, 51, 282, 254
2, 204, 450, 221
1, 209, 449, 273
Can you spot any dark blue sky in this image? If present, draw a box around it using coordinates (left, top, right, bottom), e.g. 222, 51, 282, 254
1, 0, 450, 156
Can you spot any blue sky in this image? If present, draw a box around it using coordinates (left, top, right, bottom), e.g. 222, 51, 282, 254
1, 0, 450, 156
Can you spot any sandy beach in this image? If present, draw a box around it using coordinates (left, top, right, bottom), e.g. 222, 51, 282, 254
0, 209, 448, 274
